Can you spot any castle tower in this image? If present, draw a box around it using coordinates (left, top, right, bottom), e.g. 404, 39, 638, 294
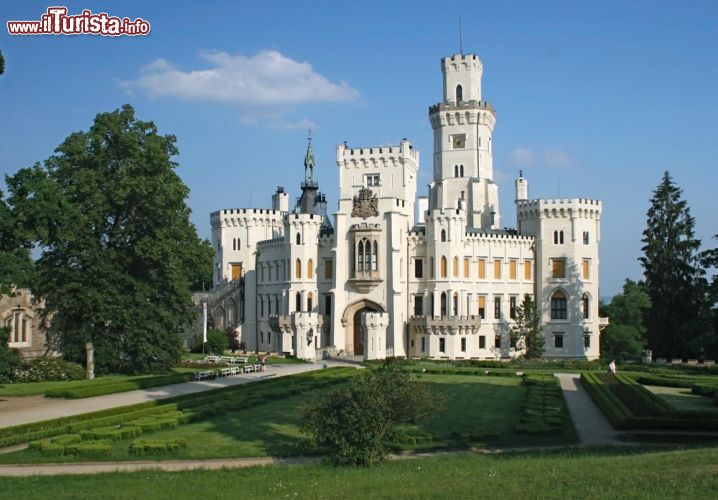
428, 53, 499, 230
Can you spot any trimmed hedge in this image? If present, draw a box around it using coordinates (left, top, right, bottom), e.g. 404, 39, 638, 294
515, 374, 571, 435
44, 372, 196, 399
129, 438, 187, 455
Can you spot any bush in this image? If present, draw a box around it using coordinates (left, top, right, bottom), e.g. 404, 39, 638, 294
12, 357, 85, 383
515, 374, 570, 436
79, 425, 142, 441
0, 329, 23, 382
303, 360, 444, 466
206, 329, 228, 355
129, 438, 187, 455
45, 372, 195, 398
64, 439, 113, 457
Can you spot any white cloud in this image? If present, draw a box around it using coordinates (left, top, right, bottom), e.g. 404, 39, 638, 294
509, 147, 536, 166
123, 50, 359, 105
267, 118, 318, 131
544, 149, 572, 168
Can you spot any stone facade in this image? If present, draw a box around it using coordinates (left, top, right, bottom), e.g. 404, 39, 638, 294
1, 288, 52, 360
201, 51, 608, 361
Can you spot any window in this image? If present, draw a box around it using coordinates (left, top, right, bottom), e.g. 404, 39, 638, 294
494, 296, 501, 319
307, 292, 313, 312
5, 311, 30, 345
295, 292, 302, 312
582, 259, 590, 280
583, 231, 590, 245
551, 290, 568, 320
268, 332, 271, 345
439, 337, 446, 353
584, 335, 591, 348
441, 229, 447, 242
440, 256, 447, 278
478, 296, 486, 319
461, 338, 467, 352
454, 165, 459, 177
260, 331, 264, 344
553, 231, 558, 244
453, 293, 459, 316
456, 84, 463, 103
260, 297, 264, 317
414, 295, 423, 316
372, 241, 378, 271
366, 174, 381, 187
452, 134, 466, 149
494, 335, 501, 349
295, 259, 302, 279
324, 259, 333, 280
421, 336, 426, 352
463, 257, 470, 278
440, 292, 448, 316
552, 259, 566, 279
583, 294, 590, 319
431, 257, 435, 278
414, 258, 423, 278
524, 260, 532, 280
554, 230, 565, 244
510, 296, 517, 320
296, 233, 301, 245
307, 259, 314, 279
325, 295, 332, 316
509, 260, 517, 280
275, 296, 280, 314
478, 258, 486, 279
494, 260, 502, 279
554, 333, 564, 349
233, 239, 236, 251
479, 336, 486, 349
453, 257, 459, 277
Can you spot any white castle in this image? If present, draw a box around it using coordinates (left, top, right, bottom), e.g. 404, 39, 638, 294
203, 52, 607, 361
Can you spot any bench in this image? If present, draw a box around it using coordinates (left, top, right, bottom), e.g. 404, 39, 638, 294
220, 367, 232, 377
194, 370, 217, 381
204, 355, 221, 364
229, 366, 240, 375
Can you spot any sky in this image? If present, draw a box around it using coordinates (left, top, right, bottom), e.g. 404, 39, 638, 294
1, 0, 716, 298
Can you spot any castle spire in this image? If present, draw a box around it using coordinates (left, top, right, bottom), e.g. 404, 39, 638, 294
304, 130, 315, 184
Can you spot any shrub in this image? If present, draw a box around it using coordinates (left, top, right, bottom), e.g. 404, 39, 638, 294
45, 372, 194, 398
65, 439, 113, 457
0, 330, 23, 383
206, 329, 228, 355
79, 425, 142, 441
129, 438, 187, 455
12, 357, 85, 383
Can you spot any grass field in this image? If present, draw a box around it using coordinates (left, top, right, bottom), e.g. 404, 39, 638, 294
0, 373, 189, 397
0, 373, 568, 464
644, 385, 717, 411
1, 447, 716, 499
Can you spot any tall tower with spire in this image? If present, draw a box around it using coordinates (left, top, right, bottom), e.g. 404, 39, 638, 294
296, 134, 333, 232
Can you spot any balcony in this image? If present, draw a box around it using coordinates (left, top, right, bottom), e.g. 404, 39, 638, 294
349, 270, 382, 293
408, 315, 482, 336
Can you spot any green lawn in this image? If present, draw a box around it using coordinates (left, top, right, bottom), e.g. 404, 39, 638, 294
1, 447, 717, 499
644, 385, 718, 411
0, 373, 562, 464
0, 374, 159, 397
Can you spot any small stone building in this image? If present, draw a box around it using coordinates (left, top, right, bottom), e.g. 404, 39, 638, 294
1, 288, 51, 360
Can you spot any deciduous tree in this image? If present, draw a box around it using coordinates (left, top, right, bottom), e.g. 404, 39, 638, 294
600, 279, 649, 361
510, 294, 544, 359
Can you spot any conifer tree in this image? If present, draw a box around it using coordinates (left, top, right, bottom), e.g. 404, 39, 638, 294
639, 172, 709, 359
510, 294, 544, 359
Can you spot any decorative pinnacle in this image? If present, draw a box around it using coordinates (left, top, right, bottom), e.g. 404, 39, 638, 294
304, 131, 315, 183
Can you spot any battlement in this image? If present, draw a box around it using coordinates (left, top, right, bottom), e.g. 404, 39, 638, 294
516, 198, 602, 221
429, 100, 495, 115
441, 53, 482, 71
256, 237, 285, 249
464, 231, 535, 244
285, 212, 324, 224
336, 140, 419, 164
211, 208, 286, 229
350, 222, 382, 231
425, 208, 467, 220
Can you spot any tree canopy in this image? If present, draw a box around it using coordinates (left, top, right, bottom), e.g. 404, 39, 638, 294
6, 104, 212, 373
639, 172, 710, 359
600, 279, 649, 361
510, 294, 544, 359
0, 189, 34, 294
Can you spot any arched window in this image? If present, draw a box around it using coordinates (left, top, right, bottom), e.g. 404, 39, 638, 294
308, 292, 314, 312
453, 293, 459, 316
460, 191, 465, 200
460, 165, 464, 177
441, 229, 447, 242
295, 259, 302, 279
440, 256, 448, 278
550, 290, 568, 320
358, 240, 365, 272
296, 233, 301, 245
454, 165, 459, 177
233, 239, 236, 251
237, 238, 240, 250
553, 231, 559, 244
456, 84, 463, 103
453, 256, 459, 277
559, 230, 565, 244
4, 310, 30, 344
307, 259, 314, 279
372, 241, 378, 271
582, 294, 590, 319
296, 292, 302, 312
363, 239, 371, 272
441, 292, 448, 316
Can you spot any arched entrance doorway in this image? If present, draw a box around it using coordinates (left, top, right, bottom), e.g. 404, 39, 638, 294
341, 299, 384, 356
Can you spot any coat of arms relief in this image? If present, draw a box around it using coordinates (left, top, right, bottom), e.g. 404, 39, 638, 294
351, 188, 379, 218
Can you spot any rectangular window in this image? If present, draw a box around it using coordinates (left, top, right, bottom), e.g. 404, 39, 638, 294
365, 174, 381, 187
584, 335, 591, 348
325, 295, 332, 317
414, 258, 424, 278
268, 332, 271, 345
583, 231, 590, 245
463, 257, 470, 278
452, 134, 466, 149
421, 336, 426, 352
524, 260, 532, 280
478, 258, 486, 279
554, 333, 564, 349
510, 296, 517, 320
324, 259, 333, 280
494, 260, 502, 280
479, 335, 486, 349
509, 260, 517, 280
582, 259, 590, 280
439, 337, 446, 353
461, 338, 467, 352
494, 296, 501, 319
478, 296, 486, 319
552, 259, 566, 279
414, 295, 423, 316
494, 335, 501, 349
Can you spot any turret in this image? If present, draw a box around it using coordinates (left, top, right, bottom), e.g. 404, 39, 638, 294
515, 170, 528, 202
441, 53, 483, 103
272, 186, 289, 212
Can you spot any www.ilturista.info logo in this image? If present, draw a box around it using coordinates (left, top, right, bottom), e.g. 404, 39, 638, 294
7, 6, 151, 36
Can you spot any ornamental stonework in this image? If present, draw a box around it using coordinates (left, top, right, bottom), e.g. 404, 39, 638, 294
351, 188, 378, 218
